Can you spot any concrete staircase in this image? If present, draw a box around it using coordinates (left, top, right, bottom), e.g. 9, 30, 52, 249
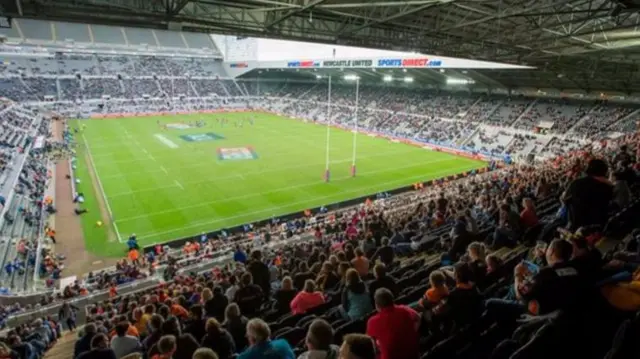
45, 332, 78, 359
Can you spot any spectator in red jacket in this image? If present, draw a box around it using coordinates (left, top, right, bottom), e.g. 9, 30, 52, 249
290, 280, 325, 315
366, 288, 420, 359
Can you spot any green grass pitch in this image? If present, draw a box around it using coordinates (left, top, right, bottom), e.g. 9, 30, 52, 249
71, 112, 485, 257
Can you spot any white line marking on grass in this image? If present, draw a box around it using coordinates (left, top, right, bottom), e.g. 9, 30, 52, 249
113, 222, 124, 243
154, 134, 179, 149
174, 180, 184, 190
99, 146, 430, 181
161, 166, 168, 174
115, 161, 473, 224
107, 157, 457, 198
82, 134, 123, 243
131, 164, 477, 241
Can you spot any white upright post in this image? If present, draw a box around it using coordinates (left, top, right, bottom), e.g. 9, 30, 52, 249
351, 78, 359, 177
324, 76, 332, 182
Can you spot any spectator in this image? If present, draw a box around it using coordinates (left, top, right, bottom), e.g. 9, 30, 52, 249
294, 263, 315, 291
203, 287, 227, 323
223, 303, 248, 352
136, 305, 155, 336
418, 270, 449, 310
338, 334, 376, 359
201, 318, 235, 359
439, 262, 483, 328
111, 322, 142, 359
466, 242, 488, 286
225, 276, 239, 302
341, 269, 373, 320
367, 289, 420, 359
520, 198, 539, 229
8, 334, 38, 359
316, 263, 340, 292
562, 158, 613, 230
59, 301, 79, 332
0, 342, 17, 359
273, 276, 297, 314
75, 323, 97, 358
299, 319, 339, 359
351, 249, 370, 278
184, 305, 206, 345
247, 250, 271, 297
448, 218, 472, 261
142, 315, 164, 353
370, 238, 394, 266
234, 273, 264, 317
367, 264, 397, 303
233, 246, 247, 264
492, 203, 522, 249
485, 254, 505, 284
77, 333, 117, 359
521, 238, 585, 315
151, 335, 176, 359
290, 280, 325, 315
569, 236, 603, 282
612, 171, 631, 209
31, 319, 52, 347
193, 348, 219, 359
238, 319, 294, 359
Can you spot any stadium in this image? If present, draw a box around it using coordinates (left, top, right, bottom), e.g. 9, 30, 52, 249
0, 0, 639, 359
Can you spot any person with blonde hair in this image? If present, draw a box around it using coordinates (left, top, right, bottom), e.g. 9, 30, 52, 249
341, 269, 373, 320
273, 276, 297, 314
316, 262, 340, 291
193, 348, 218, 359
467, 242, 488, 286
238, 319, 294, 359
201, 318, 236, 359
223, 303, 248, 352
290, 279, 325, 315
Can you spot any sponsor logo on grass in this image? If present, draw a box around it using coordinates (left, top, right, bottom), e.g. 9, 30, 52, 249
166, 123, 192, 130
180, 133, 225, 142
217, 147, 258, 161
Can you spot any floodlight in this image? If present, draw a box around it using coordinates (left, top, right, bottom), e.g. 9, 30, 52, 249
403, 77, 414, 83
383, 75, 393, 82
446, 78, 474, 85
343, 74, 359, 81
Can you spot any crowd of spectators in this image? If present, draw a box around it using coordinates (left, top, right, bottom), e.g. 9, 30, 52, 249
514, 100, 590, 133
3, 129, 633, 359
2, 49, 640, 359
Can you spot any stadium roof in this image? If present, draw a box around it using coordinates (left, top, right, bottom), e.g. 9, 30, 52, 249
8, 0, 640, 93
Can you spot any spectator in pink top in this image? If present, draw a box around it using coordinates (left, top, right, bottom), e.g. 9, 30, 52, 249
290, 280, 325, 315
346, 223, 358, 239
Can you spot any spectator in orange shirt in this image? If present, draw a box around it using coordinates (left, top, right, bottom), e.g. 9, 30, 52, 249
418, 270, 449, 310
351, 248, 370, 278
128, 249, 140, 267
169, 299, 189, 319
